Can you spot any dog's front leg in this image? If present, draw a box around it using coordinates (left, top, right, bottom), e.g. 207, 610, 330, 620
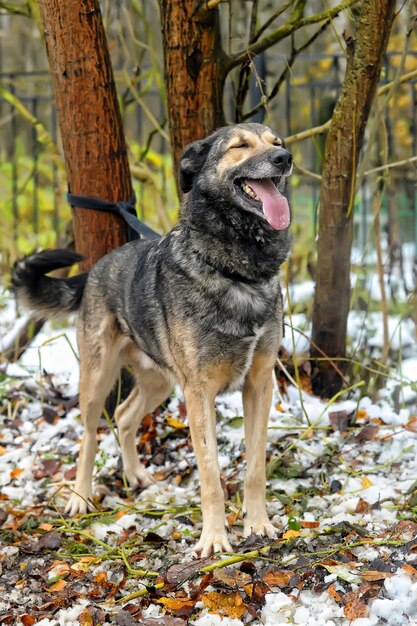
242, 352, 277, 538
184, 385, 232, 556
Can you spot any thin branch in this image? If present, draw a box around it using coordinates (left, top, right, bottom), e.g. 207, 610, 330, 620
294, 162, 322, 181
284, 69, 417, 146
285, 120, 331, 145
0, 83, 59, 155
377, 68, 417, 95
251, 1, 295, 43
0, 1, 31, 16
241, 19, 331, 122
249, 0, 259, 42
207, 0, 223, 8
364, 155, 417, 176
225, 0, 358, 74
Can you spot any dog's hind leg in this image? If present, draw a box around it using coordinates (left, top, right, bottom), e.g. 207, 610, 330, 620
115, 366, 172, 490
65, 321, 122, 516
242, 351, 277, 538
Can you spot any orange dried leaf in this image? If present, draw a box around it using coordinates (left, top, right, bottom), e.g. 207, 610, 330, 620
344, 594, 368, 621
0, 445, 6, 455
263, 570, 294, 587
158, 597, 194, 615
300, 520, 319, 529
79, 608, 94, 625
94, 572, 108, 584
361, 570, 392, 582
202, 591, 245, 619
166, 416, 188, 429
49, 579, 68, 592
10, 468, 24, 480
214, 569, 251, 588
20, 616, 35, 626
355, 498, 370, 514
357, 409, 368, 420
38, 523, 53, 532
275, 403, 286, 413
402, 564, 417, 577
282, 529, 300, 540
361, 477, 373, 489
328, 583, 342, 603
405, 416, 417, 432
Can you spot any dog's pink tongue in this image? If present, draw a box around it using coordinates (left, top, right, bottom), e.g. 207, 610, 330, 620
246, 179, 290, 230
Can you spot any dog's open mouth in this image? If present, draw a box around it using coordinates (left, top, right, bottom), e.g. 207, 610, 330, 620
235, 178, 290, 231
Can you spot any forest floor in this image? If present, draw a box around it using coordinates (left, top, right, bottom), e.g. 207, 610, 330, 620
1, 283, 417, 626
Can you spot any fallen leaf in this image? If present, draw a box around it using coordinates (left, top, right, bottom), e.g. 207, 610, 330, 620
64, 466, 77, 480
361, 477, 373, 489
79, 608, 94, 625
322, 564, 361, 584
38, 523, 53, 532
166, 416, 187, 429
402, 564, 417, 577
94, 571, 108, 584
356, 497, 370, 513
143, 531, 168, 544
115, 610, 139, 626
243, 581, 269, 603
282, 529, 300, 540
300, 520, 319, 529
0, 445, 6, 455
213, 568, 251, 588
275, 403, 286, 413
360, 570, 393, 582
405, 416, 417, 432
49, 578, 68, 592
202, 591, 245, 619
355, 424, 379, 441
141, 615, 185, 626
344, 592, 368, 620
263, 570, 294, 588
158, 597, 194, 617
19, 616, 35, 626
165, 557, 212, 585
328, 583, 342, 603
39, 532, 62, 550
329, 410, 354, 432
10, 468, 24, 480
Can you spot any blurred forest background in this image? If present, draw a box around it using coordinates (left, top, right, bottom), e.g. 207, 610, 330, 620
0, 0, 415, 257
0, 0, 416, 394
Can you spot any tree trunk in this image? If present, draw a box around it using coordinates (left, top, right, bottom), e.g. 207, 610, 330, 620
311, 0, 396, 397
38, 0, 133, 271
158, 0, 225, 178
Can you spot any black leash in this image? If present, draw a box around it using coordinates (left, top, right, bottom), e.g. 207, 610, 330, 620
67, 192, 161, 241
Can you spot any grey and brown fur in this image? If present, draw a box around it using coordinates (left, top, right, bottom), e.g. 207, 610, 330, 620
12, 123, 293, 556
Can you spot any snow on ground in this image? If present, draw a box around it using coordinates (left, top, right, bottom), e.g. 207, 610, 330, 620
1, 287, 417, 624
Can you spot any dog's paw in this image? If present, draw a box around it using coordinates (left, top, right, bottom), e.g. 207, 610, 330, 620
125, 465, 155, 490
65, 492, 92, 516
243, 517, 277, 539
195, 529, 233, 557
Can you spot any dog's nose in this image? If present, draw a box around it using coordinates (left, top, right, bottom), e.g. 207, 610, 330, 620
270, 149, 293, 172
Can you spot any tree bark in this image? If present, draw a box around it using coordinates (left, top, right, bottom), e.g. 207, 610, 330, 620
311, 0, 396, 397
158, 0, 225, 178
38, 0, 133, 271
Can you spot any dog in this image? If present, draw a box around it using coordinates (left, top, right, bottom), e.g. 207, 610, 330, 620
12, 123, 293, 556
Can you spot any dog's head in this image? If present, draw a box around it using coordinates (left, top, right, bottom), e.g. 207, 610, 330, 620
179, 123, 293, 232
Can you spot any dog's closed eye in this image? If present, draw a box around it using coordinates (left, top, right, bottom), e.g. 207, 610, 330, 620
230, 142, 249, 149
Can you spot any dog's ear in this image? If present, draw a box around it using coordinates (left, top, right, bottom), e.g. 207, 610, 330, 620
179, 136, 215, 194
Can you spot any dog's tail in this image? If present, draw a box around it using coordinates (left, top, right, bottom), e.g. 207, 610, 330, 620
12, 249, 88, 317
